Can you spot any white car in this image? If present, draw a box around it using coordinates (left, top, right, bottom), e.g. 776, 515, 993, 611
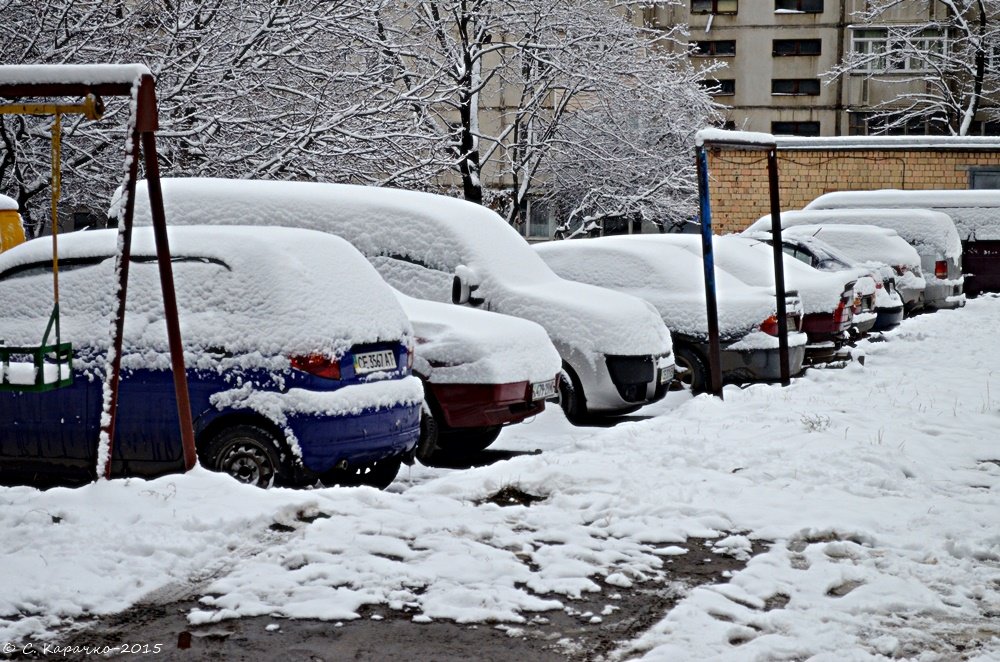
120, 178, 675, 424
535, 236, 808, 392
790, 203, 966, 307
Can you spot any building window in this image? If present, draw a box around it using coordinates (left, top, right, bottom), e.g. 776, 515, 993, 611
772, 78, 821, 95
848, 112, 948, 136
775, 0, 823, 12
771, 121, 820, 136
850, 27, 947, 72
699, 79, 736, 96
773, 39, 821, 56
691, 0, 738, 15
692, 40, 737, 57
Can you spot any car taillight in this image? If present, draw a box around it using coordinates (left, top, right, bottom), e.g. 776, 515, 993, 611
760, 315, 779, 336
290, 354, 341, 380
935, 260, 947, 279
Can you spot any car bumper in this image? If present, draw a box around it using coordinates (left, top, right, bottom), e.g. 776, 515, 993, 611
291, 402, 421, 475
427, 380, 551, 429
924, 279, 966, 309
582, 353, 674, 414
718, 343, 806, 383
873, 305, 904, 331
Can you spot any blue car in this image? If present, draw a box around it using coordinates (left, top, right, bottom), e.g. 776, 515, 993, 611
0, 226, 422, 488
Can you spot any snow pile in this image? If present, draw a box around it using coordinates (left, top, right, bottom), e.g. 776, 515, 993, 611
0, 226, 412, 369
394, 292, 561, 385
801, 193, 979, 247
0, 194, 17, 211
535, 237, 781, 342
1, 299, 999, 659
119, 178, 672, 359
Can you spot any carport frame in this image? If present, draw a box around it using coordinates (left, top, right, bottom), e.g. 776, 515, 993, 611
0, 65, 196, 480
695, 129, 791, 397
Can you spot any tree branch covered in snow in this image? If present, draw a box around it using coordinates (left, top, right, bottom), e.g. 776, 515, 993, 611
828, 0, 1000, 136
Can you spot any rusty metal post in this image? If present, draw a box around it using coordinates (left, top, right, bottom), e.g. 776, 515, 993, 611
136, 76, 197, 471
766, 150, 791, 386
696, 146, 724, 398
100, 125, 140, 479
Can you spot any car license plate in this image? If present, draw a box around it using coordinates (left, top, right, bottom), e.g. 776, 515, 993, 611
353, 350, 397, 374
659, 368, 671, 384
531, 378, 558, 401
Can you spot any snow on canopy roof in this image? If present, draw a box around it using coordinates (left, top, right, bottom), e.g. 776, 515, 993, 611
535, 236, 777, 340
748, 208, 962, 260
0, 64, 151, 87
0, 194, 17, 211
775, 136, 1000, 150
0, 226, 410, 364
393, 291, 560, 385
636, 234, 852, 314
696, 128, 776, 148
779, 225, 921, 269
118, 178, 673, 358
804, 190, 1000, 241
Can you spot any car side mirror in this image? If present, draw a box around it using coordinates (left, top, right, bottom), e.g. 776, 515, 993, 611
452, 265, 484, 306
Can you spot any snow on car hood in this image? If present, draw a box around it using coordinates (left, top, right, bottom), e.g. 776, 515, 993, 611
640, 235, 853, 314
118, 178, 671, 358
535, 237, 779, 342
796, 199, 968, 252
778, 225, 922, 270
394, 291, 560, 385
0, 226, 411, 368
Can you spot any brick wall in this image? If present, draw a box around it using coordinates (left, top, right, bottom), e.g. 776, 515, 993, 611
706, 148, 1000, 233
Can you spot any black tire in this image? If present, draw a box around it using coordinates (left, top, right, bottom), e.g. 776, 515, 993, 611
415, 402, 441, 464
437, 425, 504, 454
674, 345, 709, 394
559, 368, 588, 424
324, 456, 402, 490
201, 424, 290, 488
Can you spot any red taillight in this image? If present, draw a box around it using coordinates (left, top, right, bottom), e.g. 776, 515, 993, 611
290, 354, 341, 380
760, 315, 779, 336
935, 260, 947, 279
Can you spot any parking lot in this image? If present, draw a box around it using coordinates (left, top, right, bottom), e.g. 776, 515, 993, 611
3, 296, 999, 660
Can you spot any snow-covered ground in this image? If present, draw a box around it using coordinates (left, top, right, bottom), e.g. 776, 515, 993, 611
3, 298, 1000, 659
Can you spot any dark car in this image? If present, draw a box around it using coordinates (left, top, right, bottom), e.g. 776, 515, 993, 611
0, 226, 422, 488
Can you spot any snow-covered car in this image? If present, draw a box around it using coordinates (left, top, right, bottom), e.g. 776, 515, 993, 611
775, 225, 917, 327
121, 178, 675, 424
645, 235, 858, 363
792, 202, 967, 305
395, 292, 560, 460
0, 193, 26, 253
746, 228, 904, 332
534, 236, 808, 392
0, 226, 422, 489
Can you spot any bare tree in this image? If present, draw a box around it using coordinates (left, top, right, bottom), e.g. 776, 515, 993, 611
829, 0, 1000, 135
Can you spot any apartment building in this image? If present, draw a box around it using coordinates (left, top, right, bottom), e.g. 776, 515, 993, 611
644, 1, 998, 137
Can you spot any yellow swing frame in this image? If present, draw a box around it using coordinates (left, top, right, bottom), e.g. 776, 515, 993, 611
0, 94, 102, 392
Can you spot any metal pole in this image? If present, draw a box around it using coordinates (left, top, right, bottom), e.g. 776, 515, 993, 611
766, 149, 791, 386
696, 146, 724, 398
136, 76, 197, 471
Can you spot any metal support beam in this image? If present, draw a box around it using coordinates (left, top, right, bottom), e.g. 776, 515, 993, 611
695, 146, 724, 398
767, 150, 791, 386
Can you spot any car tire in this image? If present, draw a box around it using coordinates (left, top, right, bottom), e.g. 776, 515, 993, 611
202, 424, 290, 489
324, 456, 402, 490
559, 368, 588, 424
437, 425, 503, 454
674, 345, 708, 394
415, 402, 441, 464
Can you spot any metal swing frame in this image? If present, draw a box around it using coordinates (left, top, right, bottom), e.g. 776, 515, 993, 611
0, 65, 197, 479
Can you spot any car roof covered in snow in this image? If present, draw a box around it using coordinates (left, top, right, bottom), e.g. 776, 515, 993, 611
803, 190, 996, 242
748, 208, 961, 260
0, 226, 411, 364
535, 236, 778, 339
778, 225, 921, 268
115, 177, 673, 358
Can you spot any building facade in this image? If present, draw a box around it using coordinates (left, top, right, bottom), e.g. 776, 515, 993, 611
644, 1, 999, 137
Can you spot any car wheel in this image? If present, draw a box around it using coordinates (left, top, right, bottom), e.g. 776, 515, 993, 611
559, 369, 588, 424
202, 424, 289, 488
674, 346, 708, 394
437, 425, 504, 454
325, 456, 403, 490
415, 402, 441, 464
